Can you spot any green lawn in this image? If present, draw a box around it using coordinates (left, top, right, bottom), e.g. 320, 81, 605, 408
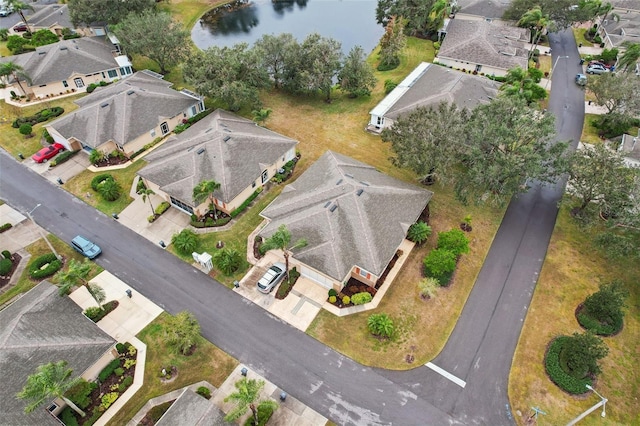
64, 160, 148, 216
0, 236, 102, 308
106, 312, 237, 426
573, 28, 595, 48
581, 113, 604, 145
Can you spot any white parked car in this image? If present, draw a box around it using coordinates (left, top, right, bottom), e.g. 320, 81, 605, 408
257, 262, 287, 293
586, 64, 609, 75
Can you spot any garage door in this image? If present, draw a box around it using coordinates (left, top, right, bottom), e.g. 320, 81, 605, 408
299, 266, 333, 289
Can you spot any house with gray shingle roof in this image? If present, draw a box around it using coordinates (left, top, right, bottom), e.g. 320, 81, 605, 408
435, 18, 530, 77
258, 151, 432, 290
368, 62, 500, 132
156, 388, 229, 426
138, 109, 298, 216
0, 36, 132, 101
26, 4, 73, 36
0, 281, 116, 425
454, 0, 512, 19
45, 71, 205, 156
599, 7, 640, 50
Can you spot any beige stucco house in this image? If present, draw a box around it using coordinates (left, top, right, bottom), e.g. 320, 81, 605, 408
435, 18, 530, 77
45, 71, 205, 157
258, 151, 432, 291
368, 61, 500, 132
138, 109, 299, 216
1, 282, 116, 424
0, 36, 132, 100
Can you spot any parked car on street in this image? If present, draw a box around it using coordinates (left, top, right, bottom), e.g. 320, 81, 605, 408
575, 74, 587, 86
31, 143, 65, 163
586, 63, 609, 74
0, 5, 13, 17
71, 235, 102, 259
257, 262, 287, 293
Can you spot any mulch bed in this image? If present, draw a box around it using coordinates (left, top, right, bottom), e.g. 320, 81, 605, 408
0, 253, 22, 290
93, 156, 129, 167
375, 251, 401, 290
138, 400, 176, 426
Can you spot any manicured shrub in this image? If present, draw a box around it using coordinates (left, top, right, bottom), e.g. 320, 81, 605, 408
0, 258, 12, 275
19, 123, 33, 136
155, 201, 170, 215
91, 173, 113, 191
545, 336, 593, 394
351, 292, 372, 305
28, 253, 62, 279
50, 150, 77, 167
230, 190, 260, 218
423, 249, 457, 285
84, 306, 103, 322
213, 248, 243, 275
196, 386, 212, 399
407, 221, 432, 244
329, 295, 337, 304
437, 229, 469, 257
98, 179, 122, 201
328, 288, 338, 297
116, 343, 127, 354
99, 392, 119, 411
42, 128, 54, 143
12, 107, 64, 128
171, 229, 199, 255
583, 281, 627, 328
276, 267, 300, 299
60, 407, 79, 426
114, 367, 124, 376
342, 295, 351, 305
65, 379, 97, 409
2, 250, 11, 259
98, 358, 122, 382
122, 376, 134, 387
384, 79, 398, 94
367, 313, 394, 338
0, 223, 12, 232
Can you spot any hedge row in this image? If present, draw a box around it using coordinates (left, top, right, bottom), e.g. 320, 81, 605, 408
49, 150, 78, 167
129, 137, 163, 160
0, 258, 12, 275
0, 223, 12, 233
545, 337, 592, 394
98, 358, 122, 382
190, 216, 232, 228
276, 267, 300, 299
12, 107, 64, 128
28, 253, 62, 279
155, 201, 170, 215
577, 312, 622, 336
230, 189, 261, 218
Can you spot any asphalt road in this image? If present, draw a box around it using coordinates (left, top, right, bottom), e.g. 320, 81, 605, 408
0, 29, 584, 426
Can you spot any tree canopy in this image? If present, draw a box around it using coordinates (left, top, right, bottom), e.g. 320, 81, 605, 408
503, 0, 597, 29
165, 311, 201, 355
68, 0, 156, 26
376, 0, 441, 36
113, 10, 190, 74
17, 360, 84, 416
338, 45, 377, 97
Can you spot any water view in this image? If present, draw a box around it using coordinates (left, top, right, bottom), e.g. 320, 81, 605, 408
191, 0, 384, 55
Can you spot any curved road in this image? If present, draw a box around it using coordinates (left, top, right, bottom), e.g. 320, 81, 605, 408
0, 30, 583, 425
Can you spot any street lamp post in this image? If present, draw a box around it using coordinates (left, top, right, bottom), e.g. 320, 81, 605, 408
566, 385, 608, 425
25, 204, 62, 261
544, 55, 570, 90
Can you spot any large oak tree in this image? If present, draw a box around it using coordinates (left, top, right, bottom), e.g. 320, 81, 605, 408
68, 0, 155, 26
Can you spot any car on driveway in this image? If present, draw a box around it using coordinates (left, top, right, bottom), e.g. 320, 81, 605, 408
71, 235, 102, 259
32, 143, 65, 163
12, 22, 28, 32
257, 262, 287, 293
586, 63, 609, 74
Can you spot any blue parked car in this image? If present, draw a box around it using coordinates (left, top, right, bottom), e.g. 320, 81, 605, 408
71, 235, 102, 259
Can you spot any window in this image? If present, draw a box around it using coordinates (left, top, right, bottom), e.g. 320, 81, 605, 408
47, 403, 58, 413
191, 106, 197, 116
62, 80, 68, 88
475, 64, 482, 73
101, 71, 106, 78
261, 170, 269, 184
160, 122, 169, 135
108, 69, 118, 78
74, 77, 84, 88
120, 66, 132, 76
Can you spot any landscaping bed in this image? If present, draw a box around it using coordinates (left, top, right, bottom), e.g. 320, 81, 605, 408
190, 209, 231, 228
138, 400, 175, 426
0, 252, 22, 289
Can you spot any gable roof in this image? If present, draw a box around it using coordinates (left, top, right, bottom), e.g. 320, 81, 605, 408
370, 62, 500, 120
601, 9, 640, 48
456, 0, 512, 19
259, 151, 432, 281
0, 36, 120, 86
48, 71, 201, 149
27, 4, 73, 29
0, 282, 115, 425
138, 109, 298, 206
438, 19, 529, 71
156, 388, 228, 426
611, 0, 640, 11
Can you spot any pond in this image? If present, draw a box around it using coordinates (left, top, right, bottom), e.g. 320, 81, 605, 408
191, 0, 384, 55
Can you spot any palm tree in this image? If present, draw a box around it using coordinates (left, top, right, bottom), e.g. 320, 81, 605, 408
260, 224, 307, 280
6, 0, 34, 35
55, 259, 105, 309
171, 229, 199, 255
17, 360, 85, 417
224, 377, 279, 424
617, 42, 640, 72
165, 311, 201, 355
252, 108, 272, 125
139, 188, 156, 216
213, 247, 243, 275
0, 61, 32, 95
518, 7, 550, 59
193, 180, 221, 220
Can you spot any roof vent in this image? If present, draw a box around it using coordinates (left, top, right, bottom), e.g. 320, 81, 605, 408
324, 201, 331, 208
187, 146, 195, 152
196, 148, 205, 155
205, 128, 213, 133
39, 51, 46, 55
345, 173, 354, 178
126, 90, 135, 95
359, 181, 370, 186
356, 189, 364, 196
329, 204, 338, 213
223, 135, 231, 142
336, 179, 343, 185
60, 46, 68, 51
100, 102, 109, 108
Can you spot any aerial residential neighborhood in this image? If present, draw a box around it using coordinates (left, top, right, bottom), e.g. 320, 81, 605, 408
0, 0, 638, 425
